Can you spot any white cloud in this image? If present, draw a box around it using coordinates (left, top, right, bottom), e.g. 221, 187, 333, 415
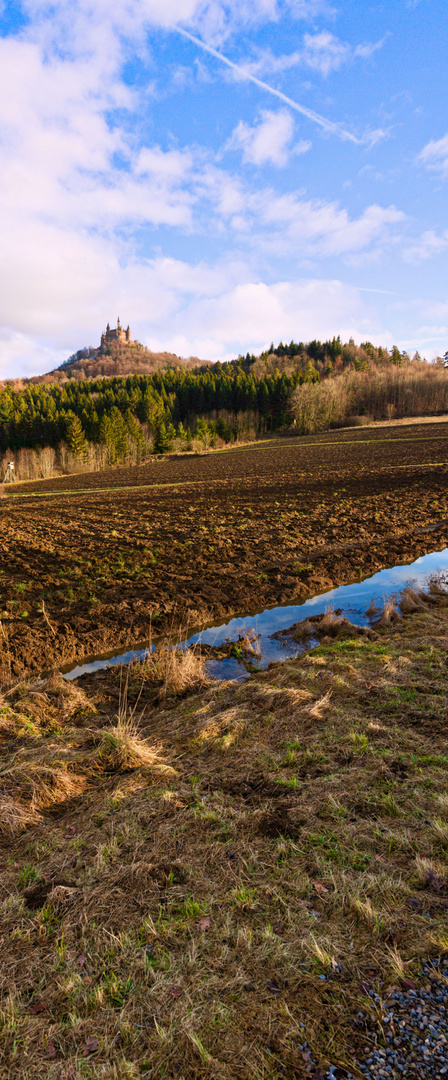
0, 4, 409, 381
404, 229, 448, 263
0, 256, 382, 376
302, 31, 350, 76
226, 109, 309, 166
0, 31, 396, 250
0, 0, 425, 378
17, 2, 367, 147
242, 32, 387, 79
0, 35, 198, 241
286, 0, 335, 15
417, 133, 448, 178
23, 0, 330, 39
0, 329, 68, 382
22, 0, 281, 50
160, 276, 376, 360
354, 38, 387, 59
229, 191, 405, 258
293, 139, 313, 157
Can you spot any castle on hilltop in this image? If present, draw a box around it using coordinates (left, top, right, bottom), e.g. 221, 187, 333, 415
100, 318, 132, 350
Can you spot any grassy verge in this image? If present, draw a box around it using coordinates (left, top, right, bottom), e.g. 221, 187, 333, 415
1, 589, 448, 1078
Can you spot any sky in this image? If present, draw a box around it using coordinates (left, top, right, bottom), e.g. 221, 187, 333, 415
1, 0, 448, 378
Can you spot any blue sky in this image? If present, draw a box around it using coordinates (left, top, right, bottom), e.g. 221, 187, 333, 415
1, 0, 447, 378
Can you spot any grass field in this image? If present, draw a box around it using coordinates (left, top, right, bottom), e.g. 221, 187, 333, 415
1, 588, 448, 1077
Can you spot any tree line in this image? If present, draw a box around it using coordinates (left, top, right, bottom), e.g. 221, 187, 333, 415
1, 339, 447, 480
0, 363, 312, 475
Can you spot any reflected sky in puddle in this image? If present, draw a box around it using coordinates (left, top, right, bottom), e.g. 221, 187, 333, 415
63, 546, 448, 681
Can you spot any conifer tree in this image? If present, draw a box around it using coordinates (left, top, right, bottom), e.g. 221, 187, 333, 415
66, 412, 88, 458
154, 420, 174, 454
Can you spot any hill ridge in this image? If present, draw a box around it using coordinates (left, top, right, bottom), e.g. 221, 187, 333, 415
29, 337, 211, 385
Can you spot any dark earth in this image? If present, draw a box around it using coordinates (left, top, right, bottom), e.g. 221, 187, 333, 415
2, 422, 448, 674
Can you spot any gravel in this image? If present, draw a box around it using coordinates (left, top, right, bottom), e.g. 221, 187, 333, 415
297, 959, 448, 1079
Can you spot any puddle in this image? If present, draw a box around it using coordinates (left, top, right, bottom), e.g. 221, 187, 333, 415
63, 546, 448, 682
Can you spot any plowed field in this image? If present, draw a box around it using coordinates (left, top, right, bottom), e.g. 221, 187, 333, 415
2, 422, 448, 674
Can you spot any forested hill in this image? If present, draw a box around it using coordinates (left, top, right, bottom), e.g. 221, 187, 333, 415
8, 333, 420, 392
42, 335, 410, 385
0, 362, 307, 463
230, 336, 414, 377
29, 341, 210, 385
13, 334, 414, 390
1, 336, 447, 482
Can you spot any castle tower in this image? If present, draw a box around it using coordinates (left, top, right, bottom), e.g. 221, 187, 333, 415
99, 320, 132, 349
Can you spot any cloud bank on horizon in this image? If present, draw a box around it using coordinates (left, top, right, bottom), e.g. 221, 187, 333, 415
0, 0, 447, 378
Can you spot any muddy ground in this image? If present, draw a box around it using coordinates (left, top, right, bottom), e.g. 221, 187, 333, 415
2, 421, 448, 674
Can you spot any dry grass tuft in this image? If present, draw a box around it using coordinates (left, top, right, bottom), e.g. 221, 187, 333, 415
3, 761, 86, 809
0, 796, 38, 834
306, 934, 339, 971
3, 671, 94, 727
238, 630, 261, 657
399, 588, 426, 614
319, 609, 343, 636
46, 884, 79, 910
292, 616, 316, 640
414, 855, 446, 890
0, 736, 88, 834
97, 716, 174, 774
429, 577, 448, 600
386, 944, 407, 982
398, 587, 439, 615
0, 670, 172, 835
437, 793, 448, 818
289, 609, 373, 645
305, 690, 332, 719
351, 897, 381, 931
431, 818, 448, 845
376, 599, 401, 626
135, 642, 209, 699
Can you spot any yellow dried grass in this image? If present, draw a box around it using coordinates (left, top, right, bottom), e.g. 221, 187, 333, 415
0, 796, 39, 834
136, 642, 209, 698
97, 717, 175, 775
377, 600, 401, 627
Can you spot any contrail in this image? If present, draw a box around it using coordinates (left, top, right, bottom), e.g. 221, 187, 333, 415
176, 27, 361, 145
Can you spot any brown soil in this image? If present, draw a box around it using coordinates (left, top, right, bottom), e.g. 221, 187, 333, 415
1, 422, 448, 675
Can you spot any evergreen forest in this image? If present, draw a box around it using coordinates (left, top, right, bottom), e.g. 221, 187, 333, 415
1, 337, 448, 480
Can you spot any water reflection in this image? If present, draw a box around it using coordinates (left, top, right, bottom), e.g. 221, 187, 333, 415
63, 546, 448, 682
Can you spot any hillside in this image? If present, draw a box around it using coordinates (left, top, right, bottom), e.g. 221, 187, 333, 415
231, 336, 428, 379
1, 334, 448, 485
31, 340, 210, 385
7, 330, 445, 393
16, 330, 439, 392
